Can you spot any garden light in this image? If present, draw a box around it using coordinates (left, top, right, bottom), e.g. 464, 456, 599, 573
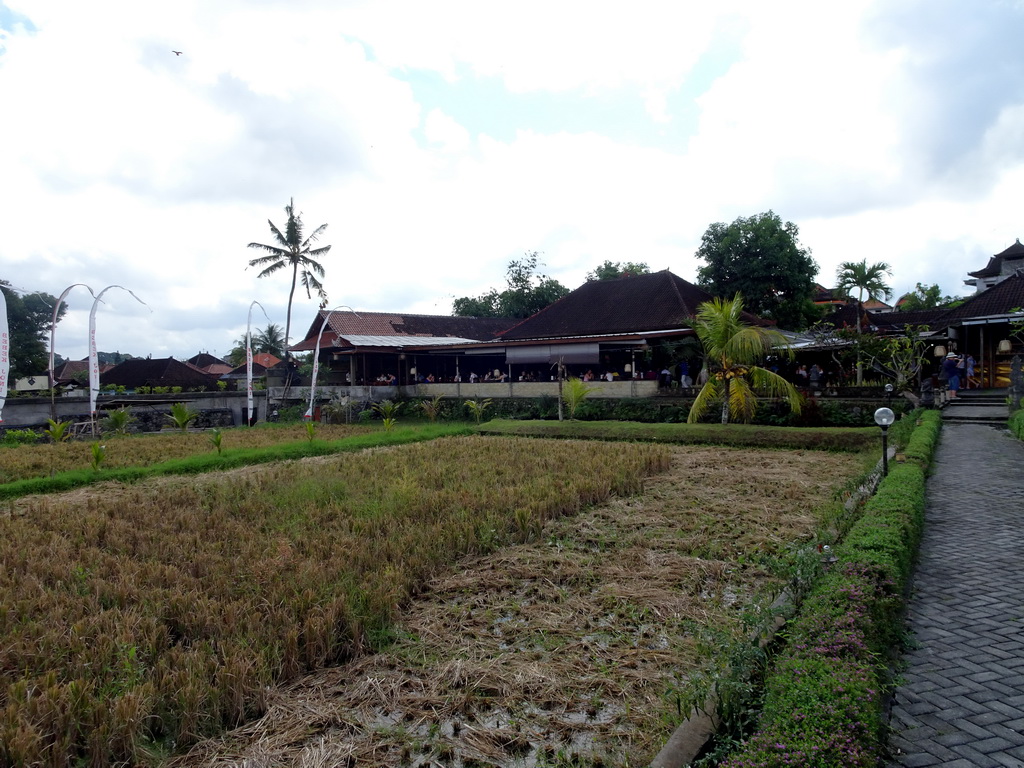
874, 406, 895, 476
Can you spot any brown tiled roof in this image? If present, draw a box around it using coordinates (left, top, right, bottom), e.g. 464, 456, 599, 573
870, 307, 952, 329
186, 353, 232, 374
968, 239, 1024, 278
499, 270, 735, 341
942, 273, 1024, 320
101, 358, 220, 389
291, 311, 515, 351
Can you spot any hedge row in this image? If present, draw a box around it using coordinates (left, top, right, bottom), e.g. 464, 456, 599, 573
720, 409, 942, 767
1010, 408, 1024, 441
362, 395, 910, 428
478, 419, 879, 452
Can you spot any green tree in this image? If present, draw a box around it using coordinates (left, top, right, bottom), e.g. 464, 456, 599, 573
687, 295, 801, 425
835, 259, 892, 384
226, 323, 286, 366
0, 281, 66, 380
453, 252, 569, 318
586, 260, 651, 281
695, 211, 819, 329
897, 282, 960, 311
247, 198, 331, 358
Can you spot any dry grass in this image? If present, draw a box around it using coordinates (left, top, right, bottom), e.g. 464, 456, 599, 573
169, 446, 867, 768
0, 424, 374, 482
0, 436, 671, 766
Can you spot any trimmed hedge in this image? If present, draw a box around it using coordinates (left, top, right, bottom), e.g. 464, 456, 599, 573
478, 419, 879, 452
1010, 408, 1024, 441
720, 409, 942, 767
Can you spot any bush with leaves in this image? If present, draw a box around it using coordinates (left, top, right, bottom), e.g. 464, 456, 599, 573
464, 398, 493, 425
167, 403, 199, 433
102, 407, 136, 436
561, 377, 593, 420
44, 419, 73, 444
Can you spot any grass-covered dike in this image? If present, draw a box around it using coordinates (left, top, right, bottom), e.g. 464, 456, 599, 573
717, 409, 942, 767
480, 419, 878, 452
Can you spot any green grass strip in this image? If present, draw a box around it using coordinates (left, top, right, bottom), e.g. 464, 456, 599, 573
0, 424, 472, 501
478, 419, 877, 451
720, 409, 942, 768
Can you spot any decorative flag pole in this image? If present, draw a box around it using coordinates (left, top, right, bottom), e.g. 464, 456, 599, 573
0, 288, 9, 425
89, 286, 148, 428
49, 284, 95, 420
305, 305, 359, 420
246, 301, 271, 426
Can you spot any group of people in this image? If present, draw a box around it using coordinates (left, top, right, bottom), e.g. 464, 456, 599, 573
940, 352, 976, 397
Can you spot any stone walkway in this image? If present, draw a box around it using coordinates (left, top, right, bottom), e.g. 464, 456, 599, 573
887, 421, 1024, 767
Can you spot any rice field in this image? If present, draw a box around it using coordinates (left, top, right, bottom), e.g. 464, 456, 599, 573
0, 436, 675, 767
0, 424, 375, 483
165, 443, 870, 767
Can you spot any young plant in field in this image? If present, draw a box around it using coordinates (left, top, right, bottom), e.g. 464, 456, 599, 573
89, 442, 106, 471
419, 394, 445, 422
372, 399, 401, 432
101, 407, 135, 436
304, 420, 317, 442
562, 377, 593, 420
44, 419, 73, 443
209, 428, 224, 455
167, 402, 199, 432
464, 398, 493, 425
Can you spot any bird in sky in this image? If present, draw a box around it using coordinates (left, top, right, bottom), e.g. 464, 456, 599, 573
172, 50, 183, 56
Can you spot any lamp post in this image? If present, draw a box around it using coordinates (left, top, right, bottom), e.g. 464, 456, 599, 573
874, 407, 895, 477
884, 382, 893, 408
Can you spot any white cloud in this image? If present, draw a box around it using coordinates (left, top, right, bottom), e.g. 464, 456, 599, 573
1, 0, 1023, 363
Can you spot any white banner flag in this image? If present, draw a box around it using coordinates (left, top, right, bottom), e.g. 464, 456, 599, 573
0, 288, 9, 423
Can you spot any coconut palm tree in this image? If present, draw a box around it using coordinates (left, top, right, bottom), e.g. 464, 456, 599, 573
247, 198, 331, 359
835, 259, 892, 384
687, 295, 802, 425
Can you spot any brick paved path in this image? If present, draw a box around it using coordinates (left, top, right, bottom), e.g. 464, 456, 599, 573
887, 423, 1024, 767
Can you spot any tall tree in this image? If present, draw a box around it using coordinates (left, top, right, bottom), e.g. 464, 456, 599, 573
0, 281, 66, 380
453, 251, 569, 318
227, 323, 286, 366
695, 211, 819, 329
835, 259, 892, 384
687, 295, 801, 425
586, 260, 651, 281
897, 282, 960, 311
247, 198, 331, 359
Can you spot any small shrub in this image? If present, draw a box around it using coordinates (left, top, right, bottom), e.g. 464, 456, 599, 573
89, 442, 106, 471
419, 394, 445, 423
372, 399, 401, 432
102, 407, 136, 436
44, 419, 73, 444
209, 428, 224, 456
464, 398, 493, 425
561, 378, 593, 420
2, 429, 40, 446
167, 403, 198, 433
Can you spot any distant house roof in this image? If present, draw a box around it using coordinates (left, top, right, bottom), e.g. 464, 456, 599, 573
101, 358, 219, 390
942, 272, 1024, 321
968, 239, 1024, 279
252, 352, 282, 368
290, 311, 515, 352
52, 359, 114, 383
187, 353, 233, 375
498, 270, 759, 342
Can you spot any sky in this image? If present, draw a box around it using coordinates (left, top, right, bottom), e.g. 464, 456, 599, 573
3, 0, 1024, 363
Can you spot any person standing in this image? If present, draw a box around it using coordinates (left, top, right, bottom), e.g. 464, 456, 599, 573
942, 353, 961, 398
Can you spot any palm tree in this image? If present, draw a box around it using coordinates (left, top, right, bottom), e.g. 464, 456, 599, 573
248, 198, 331, 359
226, 323, 286, 366
687, 295, 802, 425
835, 260, 892, 384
